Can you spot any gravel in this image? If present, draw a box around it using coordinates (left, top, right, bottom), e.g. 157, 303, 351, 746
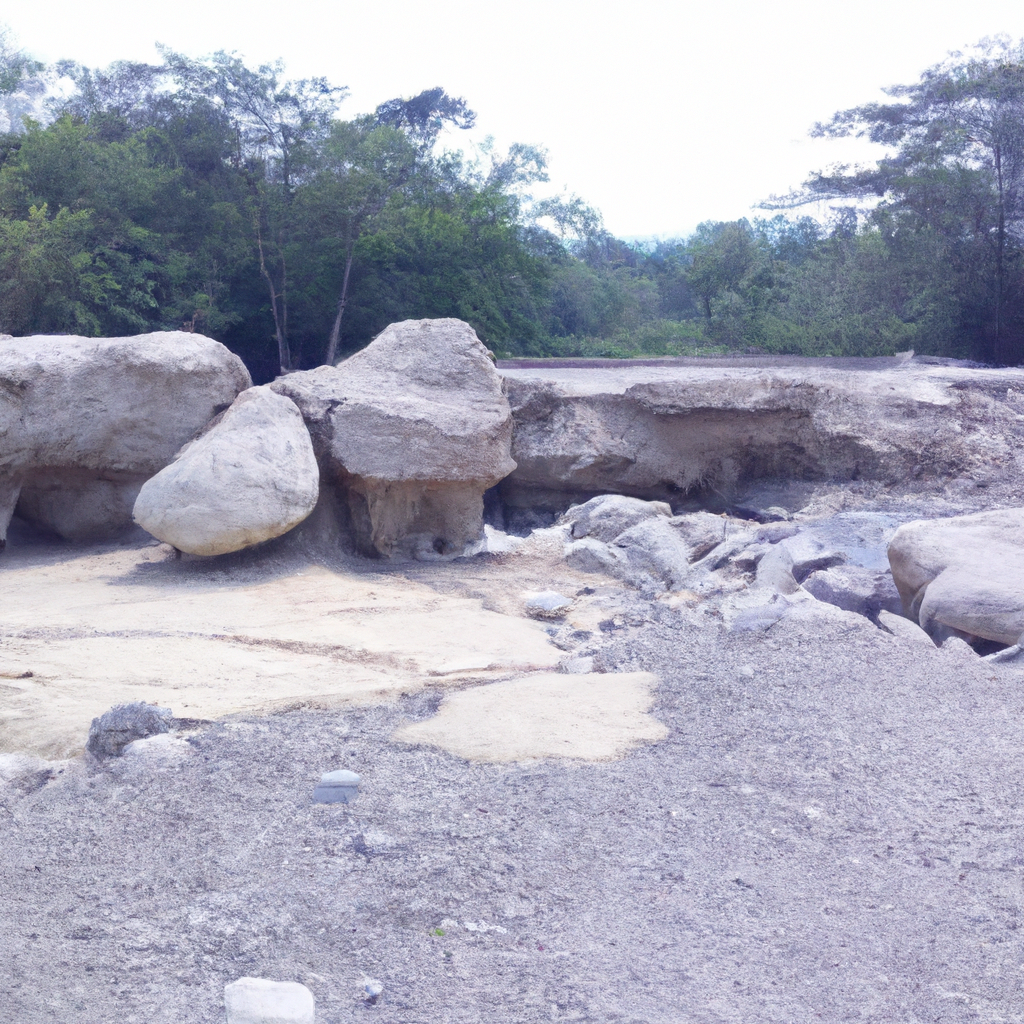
3, 611, 1024, 1022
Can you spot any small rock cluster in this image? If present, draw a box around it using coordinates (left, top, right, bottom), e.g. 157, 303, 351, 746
545, 495, 1023, 653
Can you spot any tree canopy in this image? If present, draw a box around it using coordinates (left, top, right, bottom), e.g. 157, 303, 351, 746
1, 36, 1023, 374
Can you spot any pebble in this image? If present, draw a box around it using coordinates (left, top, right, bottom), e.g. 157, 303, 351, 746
312, 769, 361, 804
363, 977, 384, 1004
523, 590, 573, 619
224, 977, 315, 1024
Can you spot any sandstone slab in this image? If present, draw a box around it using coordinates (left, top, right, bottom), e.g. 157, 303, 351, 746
499, 359, 1024, 511
224, 978, 314, 1024
392, 671, 668, 762
133, 386, 318, 555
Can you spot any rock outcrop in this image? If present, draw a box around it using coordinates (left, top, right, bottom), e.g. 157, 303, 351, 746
273, 318, 515, 557
0, 332, 251, 545
887, 508, 1024, 645
133, 386, 319, 556
499, 359, 1024, 512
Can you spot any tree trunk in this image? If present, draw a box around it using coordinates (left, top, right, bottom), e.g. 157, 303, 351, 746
257, 224, 292, 373
996, 143, 1006, 363
325, 247, 354, 366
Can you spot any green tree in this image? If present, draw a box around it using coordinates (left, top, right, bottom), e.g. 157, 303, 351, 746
770, 38, 1024, 364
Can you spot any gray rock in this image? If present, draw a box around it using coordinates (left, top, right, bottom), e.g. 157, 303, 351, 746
877, 610, 935, 646
802, 565, 902, 618
754, 544, 801, 595
312, 769, 361, 804
86, 702, 173, 759
668, 511, 730, 561
560, 495, 672, 543
224, 977, 315, 1024
133, 386, 319, 556
272, 319, 515, 558
524, 591, 573, 619
0, 332, 250, 545
612, 517, 694, 590
888, 508, 1024, 645
564, 537, 629, 576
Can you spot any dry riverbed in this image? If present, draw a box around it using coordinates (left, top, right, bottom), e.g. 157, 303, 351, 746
3, 511, 1024, 1022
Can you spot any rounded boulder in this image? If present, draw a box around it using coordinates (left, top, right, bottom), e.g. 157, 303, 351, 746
133, 386, 319, 556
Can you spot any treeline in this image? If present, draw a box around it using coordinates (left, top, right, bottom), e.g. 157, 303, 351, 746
1, 35, 1023, 375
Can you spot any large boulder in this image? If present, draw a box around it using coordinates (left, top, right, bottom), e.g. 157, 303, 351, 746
272, 318, 515, 557
133, 386, 319, 555
499, 359, 1024, 511
0, 332, 251, 545
887, 509, 1024, 645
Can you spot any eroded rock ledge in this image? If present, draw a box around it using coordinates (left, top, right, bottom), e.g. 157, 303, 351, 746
498, 360, 1024, 513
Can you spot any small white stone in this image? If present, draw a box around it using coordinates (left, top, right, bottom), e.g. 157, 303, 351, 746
523, 590, 573, 619
363, 976, 384, 1004
224, 977, 315, 1024
560, 655, 595, 674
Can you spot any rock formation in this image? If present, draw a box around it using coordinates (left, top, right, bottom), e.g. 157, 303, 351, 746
133, 386, 319, 556
0, 332, 251, 545
272, 318, 515, 557
888, 508, 1024, 645
499, 360, 1024, 512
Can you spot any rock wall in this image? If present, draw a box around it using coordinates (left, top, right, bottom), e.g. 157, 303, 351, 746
498, 362, 1024, 512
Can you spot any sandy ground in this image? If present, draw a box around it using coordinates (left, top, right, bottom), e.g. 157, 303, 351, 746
3, 499, 1024, 1022
0, 520, 640, 760
3, 607, 1024, 1022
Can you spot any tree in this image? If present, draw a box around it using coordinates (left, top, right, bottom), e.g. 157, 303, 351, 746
307, 118, 417, 365
768, 38, 1024, 364
0, 26, 45, 134
160, 48, 346, 372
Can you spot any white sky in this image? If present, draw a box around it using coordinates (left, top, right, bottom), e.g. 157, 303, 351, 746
5, 0, 1024, 238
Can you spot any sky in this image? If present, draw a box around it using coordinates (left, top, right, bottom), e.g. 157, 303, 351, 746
5, 0, 1024, 239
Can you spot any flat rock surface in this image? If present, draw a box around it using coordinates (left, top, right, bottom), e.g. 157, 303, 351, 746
0, 524, 584, 759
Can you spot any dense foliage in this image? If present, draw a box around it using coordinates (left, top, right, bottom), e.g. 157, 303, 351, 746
1, 37, 1023, 375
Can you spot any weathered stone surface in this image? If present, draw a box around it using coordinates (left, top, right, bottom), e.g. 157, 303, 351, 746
499, 359, 1024, 510
612, 517, 695, 590
560, 494, 672, 543
133, 386, 318, 556
0, 332, 250, 544
803, 565, 902, 618
224, 977, 315, 1024
524, 590, 573, 619
272, 318, 515, 557
888, 508, 1024, 645
86, 702, 172, 759
878, 609, 935, 646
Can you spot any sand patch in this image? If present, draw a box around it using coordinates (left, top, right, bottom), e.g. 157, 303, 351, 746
0, 542, 563, 758
392, 671, 668, 762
